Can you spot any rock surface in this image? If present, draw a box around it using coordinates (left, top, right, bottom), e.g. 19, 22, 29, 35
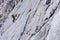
0, 0, 60, 40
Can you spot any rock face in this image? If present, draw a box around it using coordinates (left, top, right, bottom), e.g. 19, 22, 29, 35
0, 0, 60, 40
0, 0, 20, 23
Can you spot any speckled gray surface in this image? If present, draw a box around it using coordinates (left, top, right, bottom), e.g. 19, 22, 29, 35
0, 0, 60, 40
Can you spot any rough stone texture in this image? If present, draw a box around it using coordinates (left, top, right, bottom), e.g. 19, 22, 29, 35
0, 0, 60, 40
0, 0, 20, 23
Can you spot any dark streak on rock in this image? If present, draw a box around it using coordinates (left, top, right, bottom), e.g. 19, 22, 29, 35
28, 33, 35, 40
43, 27, 50, 40
44, 18, 48, 21
0, 24, 2, 27
32, 8, 37, 18
49, 6, 57, 18
45, 5, 50, 11
28, 21, 48, 40
29, 9, 31, 12
21, 14, 30, 36
38, 19, 49, 33
46, 0, 51, 5
19, 14, 31, 40
16, 4, 22, 11
27, 9, 31, 14
49, 1, 60, 18
26, 29, 31, 34
35, 26, 40, 33
21, 0, 23, 2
